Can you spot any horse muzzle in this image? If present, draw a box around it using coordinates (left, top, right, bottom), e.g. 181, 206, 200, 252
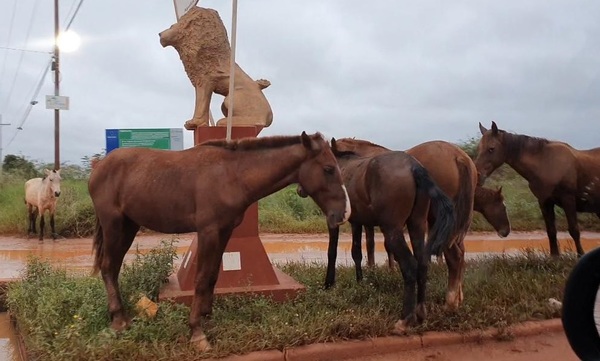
497, 227, 510, 238
54, 191, 61, 197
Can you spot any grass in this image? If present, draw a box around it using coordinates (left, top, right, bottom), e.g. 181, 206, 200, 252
7, 241, 578, 361
1, 164, 599, 237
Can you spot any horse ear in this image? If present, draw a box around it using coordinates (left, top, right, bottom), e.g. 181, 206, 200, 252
479, 122, 487, 135
44, 169, 51, 176
301, 131, 312, 150
491, 121, 499, 135
496, 186, 503, 194
331, 138, 338, 153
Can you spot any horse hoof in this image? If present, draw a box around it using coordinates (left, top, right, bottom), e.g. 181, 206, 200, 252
190, 332, 212, 352
110, 318, 129, 332
391, 319, 410, 335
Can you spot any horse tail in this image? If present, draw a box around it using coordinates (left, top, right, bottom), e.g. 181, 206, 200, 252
92, 217, 103, 275
412, 165, 455, 257
451, 159, 475, 248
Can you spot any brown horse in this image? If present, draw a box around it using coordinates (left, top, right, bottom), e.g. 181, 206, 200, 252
472, 186, 511, 237
476, 121, 600, 256
300, 138, 455, 332
88, 132, 350, 351
331, 139, 510, 308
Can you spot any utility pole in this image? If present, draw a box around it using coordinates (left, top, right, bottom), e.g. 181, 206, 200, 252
0, 116, 11, 174
53, 0, 60, 170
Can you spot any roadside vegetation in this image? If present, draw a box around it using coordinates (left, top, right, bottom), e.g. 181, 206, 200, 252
7, 242, 576, 360
2, 139, 599, 237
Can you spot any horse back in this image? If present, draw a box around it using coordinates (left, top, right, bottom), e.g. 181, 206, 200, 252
407, 141, 476, 198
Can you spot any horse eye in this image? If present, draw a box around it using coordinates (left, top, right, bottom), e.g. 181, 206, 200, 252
324, 166, 335, 175
488, 147, 495, 154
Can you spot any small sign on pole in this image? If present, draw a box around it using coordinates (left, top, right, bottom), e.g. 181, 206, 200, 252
45, 95, 70, 110
173, 0, 199, 20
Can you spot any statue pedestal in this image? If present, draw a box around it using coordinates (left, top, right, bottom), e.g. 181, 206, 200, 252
159, 126, 305, 305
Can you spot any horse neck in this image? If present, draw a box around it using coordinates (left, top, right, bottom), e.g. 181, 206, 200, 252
503, 133, 547, 181
41, 177, 54, 198
232, 144, 307, 203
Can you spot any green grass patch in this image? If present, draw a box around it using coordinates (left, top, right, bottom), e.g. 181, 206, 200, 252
8, 241, 577, 360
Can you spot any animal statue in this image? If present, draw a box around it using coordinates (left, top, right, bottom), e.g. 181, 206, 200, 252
476, 121, 600, 256
88, 132, 350, 351
299, 138, 455, 333
24, 169, 62, 241
331, 138, 510, 309
159, 6, 273, 130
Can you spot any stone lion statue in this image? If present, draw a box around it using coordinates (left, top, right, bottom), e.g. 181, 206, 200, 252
159, 6, 273, 130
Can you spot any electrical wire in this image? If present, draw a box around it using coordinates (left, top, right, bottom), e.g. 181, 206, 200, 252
5, 0, 85, 148
0, 0, 19, 109
0, 0, 42, 113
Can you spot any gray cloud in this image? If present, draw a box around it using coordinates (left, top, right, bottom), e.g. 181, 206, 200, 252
1, 0, 599, 165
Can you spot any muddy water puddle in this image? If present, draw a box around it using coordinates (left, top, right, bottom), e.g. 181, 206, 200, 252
0, 314, 20, 361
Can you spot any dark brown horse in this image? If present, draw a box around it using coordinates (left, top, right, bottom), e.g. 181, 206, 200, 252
476, 121, 600, 256
301, 138, 455, 332
332, 139, 510, 308
88, 132, 350, 351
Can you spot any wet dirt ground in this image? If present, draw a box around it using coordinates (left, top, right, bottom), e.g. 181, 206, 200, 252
0, 230, 596, 360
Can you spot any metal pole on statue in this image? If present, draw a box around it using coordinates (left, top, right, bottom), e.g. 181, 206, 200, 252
225, 0, 238, 141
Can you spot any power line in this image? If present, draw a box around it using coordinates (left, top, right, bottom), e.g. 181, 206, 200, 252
5, 0, 86, 149
0, 0, 42, 113
0, 0, 19, 105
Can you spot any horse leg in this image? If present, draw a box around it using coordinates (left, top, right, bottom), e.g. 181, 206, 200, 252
26, 205, 35, 236
384, 227, 418, 334
32, 208, 38, 234
351, 222, 364, 282
38, 213, 45, 241
50, 211, 57, 240
324, 226, 340, 289
100, 217, 139, 331
443, 239, 465, 309
365, 226, 375, 267
407, 217, 428, 322
561, 197, 584, 256
539, 200, 559, 256
189, 226, 231, 351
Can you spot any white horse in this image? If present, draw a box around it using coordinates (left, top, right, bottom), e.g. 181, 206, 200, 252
24, 169, 62, 241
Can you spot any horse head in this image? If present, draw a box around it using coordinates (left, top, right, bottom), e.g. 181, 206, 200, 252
296, 132, 350, 228
45, 169, 62, 197
475, 121, 507, 185
477, 186, 511, 238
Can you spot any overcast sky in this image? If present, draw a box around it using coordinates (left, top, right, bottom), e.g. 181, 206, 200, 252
0, 0, 599, 166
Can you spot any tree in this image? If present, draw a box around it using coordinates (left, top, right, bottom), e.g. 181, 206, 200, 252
455, 134, 480, 160
2, 154, 40, 179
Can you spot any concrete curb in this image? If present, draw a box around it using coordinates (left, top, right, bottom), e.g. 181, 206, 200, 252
205, 319, 564, 361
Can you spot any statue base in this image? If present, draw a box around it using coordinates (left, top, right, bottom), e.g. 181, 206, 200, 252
159, 125, 305, 304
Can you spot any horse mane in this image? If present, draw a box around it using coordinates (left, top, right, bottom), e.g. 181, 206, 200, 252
200, 133, 323, 151
502, 131, 549, 162
337, 137, 388, 150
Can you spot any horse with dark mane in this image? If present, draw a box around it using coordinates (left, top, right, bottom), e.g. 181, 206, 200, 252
25, 169, 62, 241
88, 132, 350, 351
298, 138, 455, 332
331, 138, 510, 309
476, 121, 600, 256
